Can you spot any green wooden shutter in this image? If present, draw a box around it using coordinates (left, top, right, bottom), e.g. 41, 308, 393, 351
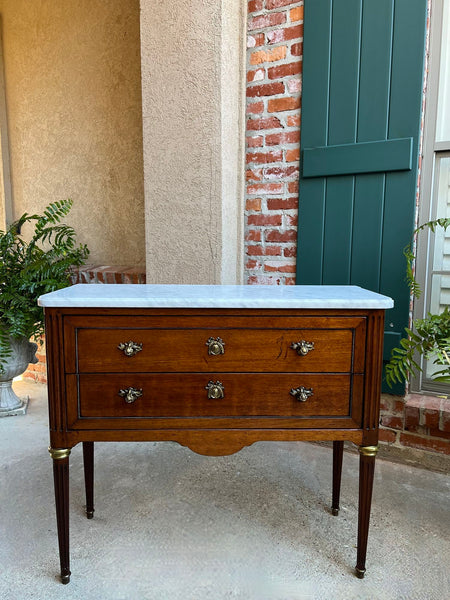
296, 0, 427, 393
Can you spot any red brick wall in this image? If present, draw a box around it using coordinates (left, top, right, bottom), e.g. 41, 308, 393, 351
379, 394, 450, 455
245, 0, 303, 285
70, 265, 146, 285
23, 339, 48, 385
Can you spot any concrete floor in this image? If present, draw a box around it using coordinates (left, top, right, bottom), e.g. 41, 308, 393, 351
0, 381, 449, 600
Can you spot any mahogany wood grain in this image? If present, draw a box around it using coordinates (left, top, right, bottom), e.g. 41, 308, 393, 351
75, 326, 355, 374
66, 374, 363, 432
356, 451, 376, 578
63, 314, 367, 374
332, 440, 344, 515
51, 428, 366, 454
77, 373, 353, 418
82, 442, 94, 519
362, 312, 385, 442
52, 455, 71, 584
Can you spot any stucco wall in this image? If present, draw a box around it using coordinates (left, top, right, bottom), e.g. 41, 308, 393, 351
0, 0, 145, 265
140, 0, 245, 284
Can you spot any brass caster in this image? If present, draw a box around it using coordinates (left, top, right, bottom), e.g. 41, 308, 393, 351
332, 507, 339, 516
86, 510, 94, 519
355, 567, 366, 579
61, 573, 71, 584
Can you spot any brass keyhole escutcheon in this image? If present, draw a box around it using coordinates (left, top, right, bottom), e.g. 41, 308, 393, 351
290, 340, 315, 356
118, 341, 143, 357
290, 386, 313, 402
205, 380, 225, 399
118, 387, 143, 404
206, 337, 225, 356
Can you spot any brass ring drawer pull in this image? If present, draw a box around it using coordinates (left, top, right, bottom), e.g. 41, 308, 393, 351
290, 340, 315, 356
206, 337, 225, 356
118, 341, 143, 357
290, 386, 313, 402
118, 387, 143, 404
205, 380, 225, 399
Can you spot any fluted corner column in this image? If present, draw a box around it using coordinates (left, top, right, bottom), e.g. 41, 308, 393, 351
49, 447, 71, 584
355, 445, 379, 579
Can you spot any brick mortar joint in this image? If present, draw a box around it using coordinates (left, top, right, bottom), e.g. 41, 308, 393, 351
247, 57, 303, 68
248, 6, 304, 18
248, 34, 303, 42
75, 265, 145, 272
246, 95, 302, 104
248, 18, 303, 27
405, 392, 448, 430
247, 47, 304, 62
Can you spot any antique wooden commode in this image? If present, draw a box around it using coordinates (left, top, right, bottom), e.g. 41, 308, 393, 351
38, 284, 393, 583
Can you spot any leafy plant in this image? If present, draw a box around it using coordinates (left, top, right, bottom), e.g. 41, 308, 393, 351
385, 218, 450, 387
0, 199, 89, 372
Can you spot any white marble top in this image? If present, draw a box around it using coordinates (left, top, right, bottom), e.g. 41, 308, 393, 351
38, 284, 393, 309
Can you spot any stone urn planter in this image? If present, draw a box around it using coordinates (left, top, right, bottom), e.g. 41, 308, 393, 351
0, 199, 89, 418
0, 337, 38, 417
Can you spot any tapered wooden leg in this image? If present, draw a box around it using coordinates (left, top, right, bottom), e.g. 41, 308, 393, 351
83, 442, 94, 519
355, 445, 378, 579
332, 440, 344, 515
49, 447, 71, 584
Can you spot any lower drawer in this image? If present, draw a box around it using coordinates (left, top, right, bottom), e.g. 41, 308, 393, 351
74, 373, 354, 418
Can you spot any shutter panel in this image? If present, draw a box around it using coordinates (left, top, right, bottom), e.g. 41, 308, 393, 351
296, 0, 427, 393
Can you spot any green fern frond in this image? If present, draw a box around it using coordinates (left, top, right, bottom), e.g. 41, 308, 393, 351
0, 200, 89, 373
405, 218, 450, 300
385, 308, 450, 387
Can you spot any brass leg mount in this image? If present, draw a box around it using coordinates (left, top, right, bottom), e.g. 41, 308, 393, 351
358, 445, 379, 458
48, 447, 71, 460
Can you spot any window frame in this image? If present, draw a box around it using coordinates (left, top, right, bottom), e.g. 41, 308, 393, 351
412, 0, 450, 393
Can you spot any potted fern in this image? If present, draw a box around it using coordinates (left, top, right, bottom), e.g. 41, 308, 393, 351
386, 218, 450, 388
0, 199, 89, 415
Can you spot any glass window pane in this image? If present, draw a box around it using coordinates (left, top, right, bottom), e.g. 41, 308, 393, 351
436, 0, 450, 143
425, 155, 450, 380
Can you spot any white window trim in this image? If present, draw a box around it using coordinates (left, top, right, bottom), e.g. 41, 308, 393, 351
413, 0, 450, 393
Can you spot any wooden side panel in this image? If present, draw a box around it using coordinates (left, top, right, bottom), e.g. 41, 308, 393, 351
45, 309, 68, 446
362, 311, 385, 444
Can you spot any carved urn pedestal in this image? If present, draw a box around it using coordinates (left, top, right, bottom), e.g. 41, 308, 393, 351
0, 337, 38, 417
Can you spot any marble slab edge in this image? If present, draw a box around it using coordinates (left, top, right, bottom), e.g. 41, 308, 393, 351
38, 284, 394, 310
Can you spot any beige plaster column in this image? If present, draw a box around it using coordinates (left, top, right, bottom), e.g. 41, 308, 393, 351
140, 0, 245, 284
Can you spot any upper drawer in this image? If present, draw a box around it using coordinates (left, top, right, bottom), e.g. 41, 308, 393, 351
64, 315, 366, 374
